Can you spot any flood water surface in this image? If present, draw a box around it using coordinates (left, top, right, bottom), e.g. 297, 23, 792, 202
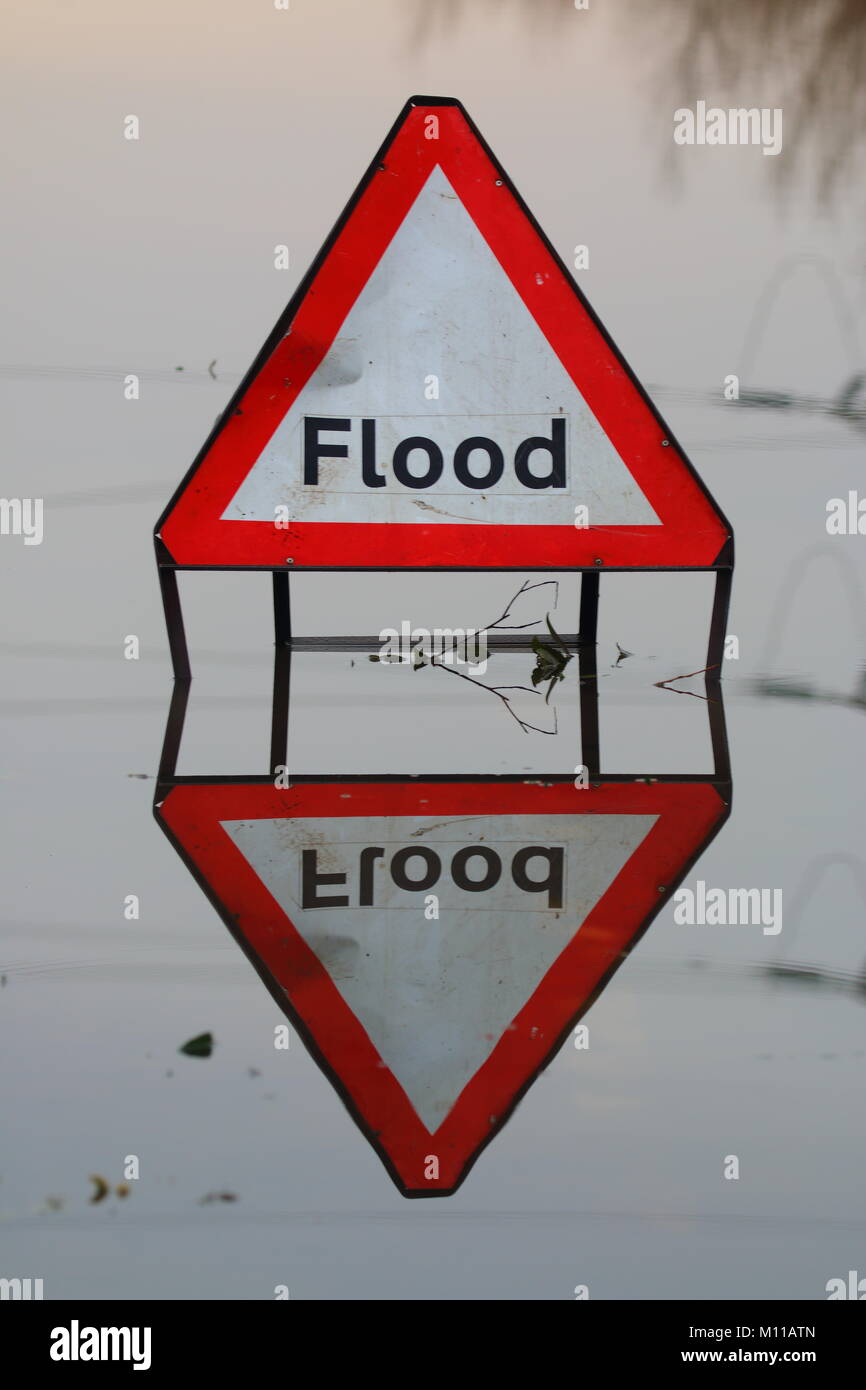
2, 0, 865, 1300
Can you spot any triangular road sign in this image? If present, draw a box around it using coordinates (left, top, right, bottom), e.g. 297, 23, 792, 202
156, 97, 731, 571
157, 779, 729, 1195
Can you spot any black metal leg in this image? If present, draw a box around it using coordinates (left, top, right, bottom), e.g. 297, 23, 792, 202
707, 566, 733, 672
159, 567, 191, 680
273, 570, 292, 646
578, 569, 599, 646
578, 572, 600, 780
707, 567, 733, 796
155, 677, 191, 796
270, 642, 291, 777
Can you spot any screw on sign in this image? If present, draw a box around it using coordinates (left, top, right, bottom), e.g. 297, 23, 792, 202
155, 96, 732, 576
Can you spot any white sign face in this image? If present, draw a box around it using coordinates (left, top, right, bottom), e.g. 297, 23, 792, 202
221, 809, 657, 1131
223, 167, 661, 529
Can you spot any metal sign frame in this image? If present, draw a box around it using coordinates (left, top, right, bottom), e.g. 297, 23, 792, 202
154, 583, 732, 798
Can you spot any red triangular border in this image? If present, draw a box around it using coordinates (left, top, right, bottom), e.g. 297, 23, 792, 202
158, 100, 731, 569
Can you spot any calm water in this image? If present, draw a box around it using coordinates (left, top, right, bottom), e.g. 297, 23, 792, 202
2, 0, 865, 1298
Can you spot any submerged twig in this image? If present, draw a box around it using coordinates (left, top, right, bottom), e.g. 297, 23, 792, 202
655, 663, 721, 702
429, 655, 558, 735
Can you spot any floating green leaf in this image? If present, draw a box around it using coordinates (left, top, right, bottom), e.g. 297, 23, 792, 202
530, 618, 574, 703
